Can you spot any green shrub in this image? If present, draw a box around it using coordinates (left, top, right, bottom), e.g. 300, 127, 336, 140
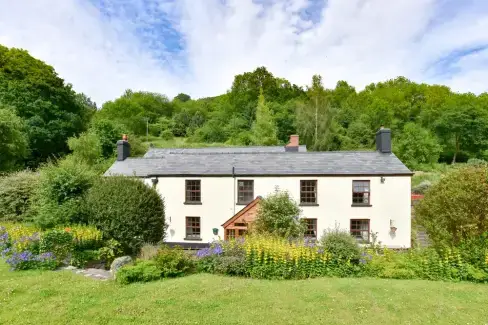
160, 129, 173, 140
411, 180, 432, 195
415, 165, 488, 247
85, 176, 166, 255
457, 232, 488, 269
39, 229, 74, 264
253, 190, 305, 238
98, 239, 123, 269
319, 228, 361, 262
0, 171, 39, 222
467, 158, 487, 166
70, 249, 100, 268
213, 256, 247, 276
33, 157, 96, 228
152, 245, 194, 278
116, 260, 161, 285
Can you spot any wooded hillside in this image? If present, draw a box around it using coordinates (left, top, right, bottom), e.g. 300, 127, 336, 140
2, 44, 488, 172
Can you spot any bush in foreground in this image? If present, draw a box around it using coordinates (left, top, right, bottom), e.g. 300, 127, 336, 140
319, 228, 361, 263
116, 260, 161, 285
1, 223, 121, 270
0, 170, 39, 223
415, 165, 488, 247
253, 190, 305, 238
85, 176, 167, 255
32, 157, 96, 228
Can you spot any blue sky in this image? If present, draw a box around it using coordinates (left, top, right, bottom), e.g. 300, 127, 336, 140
0, 0, 487, 104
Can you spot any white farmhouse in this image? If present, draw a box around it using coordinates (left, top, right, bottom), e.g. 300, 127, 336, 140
105, 128, 412, 248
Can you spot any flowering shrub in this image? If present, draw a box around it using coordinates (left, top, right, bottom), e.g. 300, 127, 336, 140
0, 223, 122, 271
1, 225, 57, 271
6, 251, 57, 271
360, 247, 488, 282
195, 236, 359, 279
58, 225, 103, 250
196, 241, 247, 276
40, 229, 74, 264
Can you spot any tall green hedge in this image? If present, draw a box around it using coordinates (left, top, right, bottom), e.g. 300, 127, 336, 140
85, 176, 166, 254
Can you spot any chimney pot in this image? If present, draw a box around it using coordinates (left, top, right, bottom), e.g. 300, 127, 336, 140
117, 136, 131, 161
376, 127, 391, 153
286, 135, 299, 146
285, 135, 299, 152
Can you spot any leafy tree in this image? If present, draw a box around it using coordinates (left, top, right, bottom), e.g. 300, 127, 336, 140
67, 132, 102, 166
0, 106, 29, 171
296, 75, 335, 150
251, 90, 278, 145
435, 95, 488, 163
340, 120, 374, 150
394, 123, 442, 169
415, 165, 488, 247
97, 90, 173, 135
89, 119, 124, 159
174, 93, 191, 102
32, 156, 97, 228
253, 189, 305, 238
0, 45, 91, 168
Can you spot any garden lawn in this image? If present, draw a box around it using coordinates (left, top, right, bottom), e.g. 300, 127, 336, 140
1, 263, 487, 325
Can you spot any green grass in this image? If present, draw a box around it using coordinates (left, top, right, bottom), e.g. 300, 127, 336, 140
1, 263, 487, 325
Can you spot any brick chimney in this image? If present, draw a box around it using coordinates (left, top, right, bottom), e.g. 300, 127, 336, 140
375, 127, 391, 153
285, 135, 299, 152
117, 134, 131, 161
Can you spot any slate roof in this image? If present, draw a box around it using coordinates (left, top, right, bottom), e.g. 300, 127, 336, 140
143, 145, 308, 158
105, 151, 412, 177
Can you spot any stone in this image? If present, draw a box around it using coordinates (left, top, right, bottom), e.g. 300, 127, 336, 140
110, 256, 133, 274
64, 266, 77, 271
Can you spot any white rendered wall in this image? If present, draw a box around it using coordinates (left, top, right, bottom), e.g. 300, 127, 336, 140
144, 175, 411, 248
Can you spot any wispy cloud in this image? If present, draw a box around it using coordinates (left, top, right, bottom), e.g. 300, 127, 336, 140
0, 0, 487, 104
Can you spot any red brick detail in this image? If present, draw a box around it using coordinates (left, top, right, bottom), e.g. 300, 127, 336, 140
286, 135, 299, 147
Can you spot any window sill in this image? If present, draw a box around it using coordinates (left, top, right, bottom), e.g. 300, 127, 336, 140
184, 237, 202, 241
351, 204, 372, 207
299, 203, 319, 207
184, 202, 202, 205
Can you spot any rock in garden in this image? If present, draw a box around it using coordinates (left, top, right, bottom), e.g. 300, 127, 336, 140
110, 256, 132, 275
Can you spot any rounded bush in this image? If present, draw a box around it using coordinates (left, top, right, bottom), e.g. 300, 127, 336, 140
160, 129, 173, 140
85, 176, 166, 255
0, 170, 39, 222
319, 228, 361, 262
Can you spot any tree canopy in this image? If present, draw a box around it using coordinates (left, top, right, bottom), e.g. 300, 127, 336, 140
2, 43, 488, 172
0, 44, 92, 168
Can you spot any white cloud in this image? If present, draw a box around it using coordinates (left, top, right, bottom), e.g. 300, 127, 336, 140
0, 0, 487, 105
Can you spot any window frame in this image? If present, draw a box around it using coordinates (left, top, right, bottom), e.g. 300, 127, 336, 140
185, 216, 202, 240
300, 180, 318, 206
350, 219, 370, 243
237, 179, 254, 205
185, 180, 202, 204
303, 218, 318, 238
352, 180, 371, 206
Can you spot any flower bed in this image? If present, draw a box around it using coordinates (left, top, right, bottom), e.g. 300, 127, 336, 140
0, 223, 121, 271
192, 235, 488, 282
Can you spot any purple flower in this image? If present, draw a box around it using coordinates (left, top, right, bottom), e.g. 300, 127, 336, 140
212, 244, 223, 255
1, 247, 11, 258
196, 247, 211, 258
